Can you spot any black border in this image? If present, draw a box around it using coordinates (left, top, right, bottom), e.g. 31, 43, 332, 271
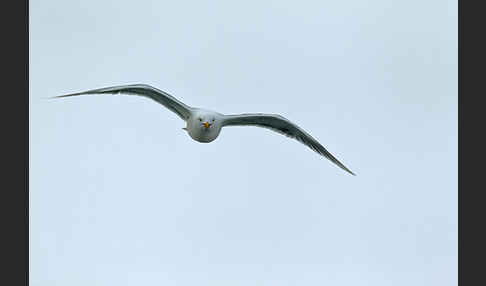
2, 0, 28, 285
459, 0, 482, 285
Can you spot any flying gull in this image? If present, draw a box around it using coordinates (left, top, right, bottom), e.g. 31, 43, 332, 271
54, 84, 355, 175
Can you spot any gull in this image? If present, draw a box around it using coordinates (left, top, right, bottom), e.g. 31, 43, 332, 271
54, 84, 355, 175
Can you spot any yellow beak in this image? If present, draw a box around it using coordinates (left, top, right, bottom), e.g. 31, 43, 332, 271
203, 122, 210, 128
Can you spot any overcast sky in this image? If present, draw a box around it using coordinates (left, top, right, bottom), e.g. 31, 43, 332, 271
30, 1, 457, 285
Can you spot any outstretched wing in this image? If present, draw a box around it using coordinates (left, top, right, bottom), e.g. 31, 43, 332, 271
54, 84, 192, 120
222, 113, 355, 175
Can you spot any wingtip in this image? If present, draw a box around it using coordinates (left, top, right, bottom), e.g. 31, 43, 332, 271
344, 168, 356, 176
45, 95, 68, 100
335, 161, 356, 176
49, 92, 88, 99
340, 165, 356, 176
49, 94, 73, 99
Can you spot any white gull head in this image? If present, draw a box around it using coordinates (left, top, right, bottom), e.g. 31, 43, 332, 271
185, 109, 224, 143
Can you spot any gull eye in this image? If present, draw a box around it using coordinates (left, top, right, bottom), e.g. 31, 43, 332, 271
198, 118, 202, 121
212, 118, 215, 122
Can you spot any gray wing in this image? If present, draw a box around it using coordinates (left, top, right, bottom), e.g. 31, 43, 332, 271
54, 84, 192, 120
222, 113, 355, 175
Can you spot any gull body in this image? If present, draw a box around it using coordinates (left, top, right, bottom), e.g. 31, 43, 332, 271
54, 84, 355, 175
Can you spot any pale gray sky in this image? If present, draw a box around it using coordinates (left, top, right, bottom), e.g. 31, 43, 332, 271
30, 1, 457, 285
